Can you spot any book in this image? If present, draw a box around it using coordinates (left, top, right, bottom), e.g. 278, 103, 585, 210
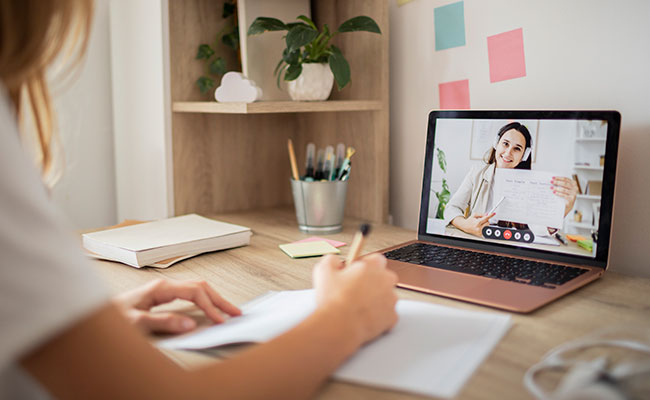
82, 214, 251, 268
159, 289, 512, 399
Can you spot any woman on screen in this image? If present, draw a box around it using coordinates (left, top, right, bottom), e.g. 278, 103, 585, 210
444, 122, 578, 237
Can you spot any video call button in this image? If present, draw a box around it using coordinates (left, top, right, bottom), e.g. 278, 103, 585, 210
503, 230, 512, 240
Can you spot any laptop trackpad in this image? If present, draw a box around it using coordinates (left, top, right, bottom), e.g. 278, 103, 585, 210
396, 264, 488, 294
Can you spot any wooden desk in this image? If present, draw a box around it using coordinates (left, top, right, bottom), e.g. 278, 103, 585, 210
91, 208, 650, 400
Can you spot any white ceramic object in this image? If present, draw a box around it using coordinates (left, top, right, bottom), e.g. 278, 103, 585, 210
287, 63, 334, 101
215, 72, 262, 103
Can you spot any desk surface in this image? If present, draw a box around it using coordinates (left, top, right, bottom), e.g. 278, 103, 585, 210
91, 208, 650, 400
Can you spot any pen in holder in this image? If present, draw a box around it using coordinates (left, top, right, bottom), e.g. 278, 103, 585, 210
290, 179, 348, 234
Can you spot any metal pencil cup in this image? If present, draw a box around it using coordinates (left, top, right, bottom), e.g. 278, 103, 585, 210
290, 179, 348, 234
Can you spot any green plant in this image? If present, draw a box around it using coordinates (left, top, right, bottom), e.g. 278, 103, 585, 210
247, 14, 380, 90
195, 0, 241, 95
433, 148, 450, 219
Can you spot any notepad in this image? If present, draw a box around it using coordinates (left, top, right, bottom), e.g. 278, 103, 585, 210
278, 241, 340, 258
159, 290, 512, 398
293, 236, 347, 248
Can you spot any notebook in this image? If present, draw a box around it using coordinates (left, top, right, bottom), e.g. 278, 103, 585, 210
380, 110, 620, 313
159, 289, 512, 398
83, 214, 251, 268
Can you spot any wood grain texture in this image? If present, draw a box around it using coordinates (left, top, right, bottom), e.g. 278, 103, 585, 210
167, 0, 389, 222
91, 208, 650, 400
172, 100, 383, 114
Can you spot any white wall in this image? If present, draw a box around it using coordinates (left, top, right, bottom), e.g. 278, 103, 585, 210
51, 0, 117, 229
389, 0, 650, 277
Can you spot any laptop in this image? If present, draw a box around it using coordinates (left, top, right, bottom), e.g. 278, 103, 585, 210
381, 110, 620, 313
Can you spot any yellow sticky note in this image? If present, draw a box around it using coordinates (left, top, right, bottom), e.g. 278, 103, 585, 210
279, 241, 340, 258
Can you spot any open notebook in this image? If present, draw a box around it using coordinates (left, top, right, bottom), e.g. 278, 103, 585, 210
159, 289, 512, 398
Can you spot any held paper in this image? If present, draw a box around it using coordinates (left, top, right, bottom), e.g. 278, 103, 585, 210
493, 169, 565, 229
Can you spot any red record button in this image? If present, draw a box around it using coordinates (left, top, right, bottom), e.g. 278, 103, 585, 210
503, 230, 512, 240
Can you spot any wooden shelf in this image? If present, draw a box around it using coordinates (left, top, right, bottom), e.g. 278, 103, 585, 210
173, 100, 383, 114
577, 194, 601, 200
575, 138, 606, 142
566, 221, 596, 229
574, 165, 604, 171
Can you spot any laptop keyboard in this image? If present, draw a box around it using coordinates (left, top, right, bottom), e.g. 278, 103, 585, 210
384, 243, 587, 289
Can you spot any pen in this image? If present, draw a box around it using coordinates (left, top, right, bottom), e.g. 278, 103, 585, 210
323, 153, 333, 181
315, 148, 324, 180
335, 143, 345, 177
337, 147, 356, 180
554, 232, 566, 245
288, 139, 299, 181
305, 143, 315, 179
346, 223, 371, 265
487, 196, 505, 216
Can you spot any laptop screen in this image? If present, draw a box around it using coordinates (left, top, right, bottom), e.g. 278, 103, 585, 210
419, 111, 620, 267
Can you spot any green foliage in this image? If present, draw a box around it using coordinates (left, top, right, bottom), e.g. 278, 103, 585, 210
248, 14, 381, 90
433, 148, 451, 219
195, 0, 240, 97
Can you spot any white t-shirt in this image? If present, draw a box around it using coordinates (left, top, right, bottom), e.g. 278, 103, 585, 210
0, 89, 109, 399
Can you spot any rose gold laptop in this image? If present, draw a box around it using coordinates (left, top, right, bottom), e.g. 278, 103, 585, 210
380, 110, 620, 313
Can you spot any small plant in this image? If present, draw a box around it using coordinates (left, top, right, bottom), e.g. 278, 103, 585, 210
247, 14, 381, 90
195, 0, 241, 95
433, 148, 450, 219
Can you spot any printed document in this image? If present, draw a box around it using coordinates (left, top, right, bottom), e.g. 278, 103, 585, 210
493, 169, 565, 229
159, 290, 512, 399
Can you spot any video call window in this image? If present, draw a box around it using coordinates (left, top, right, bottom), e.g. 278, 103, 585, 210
427, 119, 607, 258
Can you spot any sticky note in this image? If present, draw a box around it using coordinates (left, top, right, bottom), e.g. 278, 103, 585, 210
487, 28, 526, 83
279, 241, 340, 258
438, 79, 470, 109
434, 2, 466, 51
293, 236, 346, 248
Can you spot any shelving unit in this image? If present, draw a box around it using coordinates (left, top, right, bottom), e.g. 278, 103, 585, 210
166, 1, 389, 222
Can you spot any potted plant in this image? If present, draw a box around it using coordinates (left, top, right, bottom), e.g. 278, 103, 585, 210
247, 14, 381, 101
433, 148, 450, 219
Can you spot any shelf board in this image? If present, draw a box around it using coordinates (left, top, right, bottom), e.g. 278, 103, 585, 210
576, 138, 606, 142
566, 221, 596, 229
172, 100, 383, 114
577, 194, 601, 200
574, 165, 604, 171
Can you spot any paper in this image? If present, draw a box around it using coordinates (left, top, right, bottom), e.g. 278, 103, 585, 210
293, 236, 346, 248
434, 1, 466, 51
279, 241, 340, 258
159, 290, 512, 399
493, 169, 565, 229
439, 79, 470, 109
487, 28, 526, 83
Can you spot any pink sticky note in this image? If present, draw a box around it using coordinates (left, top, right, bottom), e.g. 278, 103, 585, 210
487, 28, 526, 83
293, 236, 346, 248
438, 79, 470, 109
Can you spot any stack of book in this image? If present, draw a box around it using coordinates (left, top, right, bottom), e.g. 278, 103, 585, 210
83, 214, 251, 268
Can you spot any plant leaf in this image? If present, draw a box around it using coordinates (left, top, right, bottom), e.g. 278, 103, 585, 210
222, 27, 239, 50
436, 148, 447, 173
196, 44, 215, 60
273, 59, 285, 76
328, 45, 350, 90
222, 1, 236, 18
286, 22, 310, 29
281, 47, 301, 65
337, 16, 381, 34
286, 25, 318, 52
248, 17, 287, 35
209, 57, 227, 75
284, 63, 302, 81
296, 15, 317, 30
196, 76, 215, 94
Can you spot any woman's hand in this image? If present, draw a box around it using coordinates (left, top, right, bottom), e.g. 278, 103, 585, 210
113, 279, 241, 334
312, 254, 398, 346
551, 176, 578, 216
452, 213, 495, 237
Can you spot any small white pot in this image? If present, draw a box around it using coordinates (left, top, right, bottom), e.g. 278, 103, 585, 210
287, 63, 334, 101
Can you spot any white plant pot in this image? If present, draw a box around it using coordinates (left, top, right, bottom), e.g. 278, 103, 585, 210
287, 63, 334, 101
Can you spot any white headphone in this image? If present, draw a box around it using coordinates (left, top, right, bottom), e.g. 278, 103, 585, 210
493, 131, 532, 162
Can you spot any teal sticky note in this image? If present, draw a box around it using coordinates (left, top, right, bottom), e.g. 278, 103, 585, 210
434, 1, 466, 51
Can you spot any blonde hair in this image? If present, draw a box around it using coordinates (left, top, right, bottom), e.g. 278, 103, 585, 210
0, 0, 93, 185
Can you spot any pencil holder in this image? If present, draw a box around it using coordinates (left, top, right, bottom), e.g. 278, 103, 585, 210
290, 179, 348, 234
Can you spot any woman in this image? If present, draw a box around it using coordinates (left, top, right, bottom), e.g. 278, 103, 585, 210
444, 122, 578, 237
0, 1, 398, 398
